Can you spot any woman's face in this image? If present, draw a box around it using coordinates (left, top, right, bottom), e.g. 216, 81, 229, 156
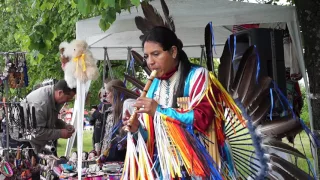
105, 89, 113, 105
143, 41, 178, 78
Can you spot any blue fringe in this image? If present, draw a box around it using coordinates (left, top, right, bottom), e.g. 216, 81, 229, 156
185, 125, 223, 180
269, 88, 274, 120
254, 45, 261, 83
223, 142, 236, 177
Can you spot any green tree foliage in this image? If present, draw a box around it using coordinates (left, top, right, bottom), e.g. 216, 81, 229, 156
0, 0, 141, 104
300, 85, 310, 126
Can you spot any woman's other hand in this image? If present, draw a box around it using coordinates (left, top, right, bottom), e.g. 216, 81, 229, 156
122, 110, 140, 133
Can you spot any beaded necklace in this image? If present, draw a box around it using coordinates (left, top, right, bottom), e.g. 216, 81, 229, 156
155, 64, 181, 107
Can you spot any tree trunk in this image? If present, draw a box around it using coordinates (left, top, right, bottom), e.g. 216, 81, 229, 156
295, 0, 320, 176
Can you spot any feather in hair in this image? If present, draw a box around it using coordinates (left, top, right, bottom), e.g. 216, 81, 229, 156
135, 0, 176, 41
135, 16, 154, 36
160, 0, 175, 32
141, 1, 165, 27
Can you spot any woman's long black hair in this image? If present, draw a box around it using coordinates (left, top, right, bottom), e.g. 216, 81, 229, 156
142, 26, 192, 108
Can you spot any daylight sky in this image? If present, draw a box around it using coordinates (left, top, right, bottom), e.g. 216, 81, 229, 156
246, 0, 290, 5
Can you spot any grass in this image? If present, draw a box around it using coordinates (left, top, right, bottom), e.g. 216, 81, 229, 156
286, 131, 314, 173
57, 130, 94, 157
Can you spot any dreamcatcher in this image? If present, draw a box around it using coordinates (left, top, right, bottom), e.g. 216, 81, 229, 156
115, 0, 319, 179
5, 53, 28, 89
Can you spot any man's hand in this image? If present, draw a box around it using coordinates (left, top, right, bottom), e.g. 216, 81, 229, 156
133, 97, 158, 117
60, 129, 73, 139
66, 124, 75, 133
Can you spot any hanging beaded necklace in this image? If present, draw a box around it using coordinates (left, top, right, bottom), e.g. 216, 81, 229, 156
155, 65, 180, 107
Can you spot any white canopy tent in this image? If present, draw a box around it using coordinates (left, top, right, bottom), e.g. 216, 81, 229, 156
75, 0, 316, 175
76, 0, 299, 60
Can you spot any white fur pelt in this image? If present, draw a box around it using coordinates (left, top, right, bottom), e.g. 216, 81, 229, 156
59, 40, 99, 88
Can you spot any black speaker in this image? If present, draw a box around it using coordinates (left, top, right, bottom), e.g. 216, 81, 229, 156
231, 28, 287, 97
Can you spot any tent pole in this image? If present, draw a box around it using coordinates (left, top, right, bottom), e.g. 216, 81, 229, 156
200, 45, 205, 66
105, 48, 114, 79
103, 47, 107, 86
126, 47, 132, 75
288, 17, 318, 177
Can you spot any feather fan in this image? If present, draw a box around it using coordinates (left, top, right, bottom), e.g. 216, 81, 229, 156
258, 115, 302, 139
112, 85, 139, 99
268, 164, 295, 180
205, 23, 214, 72
262, 138, 306, 159
242, 76, 272, 108
124, 74, 145, 90
218, 39, 234, 92
230, 46, 255, 98
268, 153, 313, 179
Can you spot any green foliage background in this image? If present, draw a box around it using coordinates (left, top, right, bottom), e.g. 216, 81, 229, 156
0, 0, 141, 106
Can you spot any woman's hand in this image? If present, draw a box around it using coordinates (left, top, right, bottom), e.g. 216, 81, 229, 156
122, 110, 140, 133
133, 97, 158, 117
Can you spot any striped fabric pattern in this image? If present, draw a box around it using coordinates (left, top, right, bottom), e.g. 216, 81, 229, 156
232, 24, 260, 33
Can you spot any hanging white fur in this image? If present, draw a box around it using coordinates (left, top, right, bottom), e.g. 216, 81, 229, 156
59, 40, 99, 88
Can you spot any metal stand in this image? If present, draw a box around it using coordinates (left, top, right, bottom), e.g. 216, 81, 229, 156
0, 51, 27, 159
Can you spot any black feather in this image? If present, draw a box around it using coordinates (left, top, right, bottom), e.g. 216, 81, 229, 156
131, 50, 151, 75
135, 0, 176, 41
230, 46, 255, 98
258, 116, 302, 140
250, 97, 271, 126
160, 0, 169, 17
269, 164, 295, 180
135, 16, 153, 35
205, 23, 214, 71
262, 139, 306, 159
267, 173, 278, 180
243, 76, 272, 108
218, 39, 234, 92
268, 153, 313, 179
141, 1, 165, 27
160, 0, 175, 32
247, 91, 270, 116
164, 16, 175, 32
124, 74, 145, 90
237, 54, 257, 103
112, 85, 139, 99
